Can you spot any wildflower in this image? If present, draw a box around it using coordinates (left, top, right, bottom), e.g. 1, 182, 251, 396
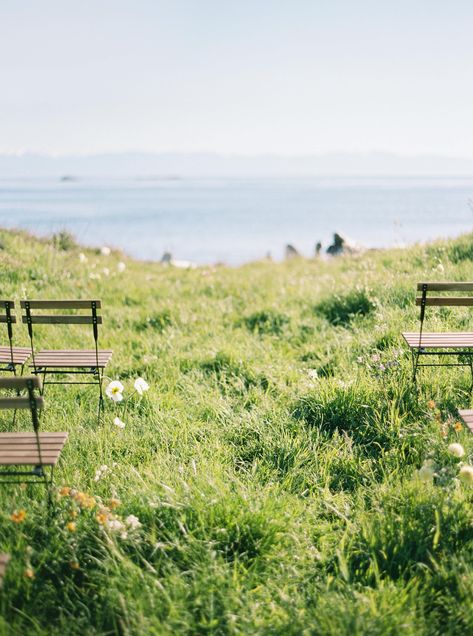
427, 400, 436, 410
69, 561, 80, 570
459, 465, 473, 485
106, 380, 124, 402
94, 465, 109, 482
74, 492, 96, 509
101, 246, 111, 256
448, 443, 465, 458
108, 498, 121, 509
59, 486, 71, 497
307, 369, 318, 380
417, 460, 436, 483
106, 518, 125, 533
79, 252, 87, 263
371, 353, 381, 363
89, 272, 101, 280
66, 522, 77, 533
117, 261, 126, 272
356, 356, 364, 364
113, 416, 125, 429
10, 509, 26, 523
102, 267, 110, 277
24, 568, 34, 579
453, 421, 463, 432
134, 377, 149, 395
96, 510, 109, 525
125, 514, 141, 530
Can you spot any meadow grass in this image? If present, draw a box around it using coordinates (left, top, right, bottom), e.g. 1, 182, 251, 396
0, 228, 472, 635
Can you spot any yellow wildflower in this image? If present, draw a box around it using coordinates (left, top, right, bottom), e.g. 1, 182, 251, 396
24, 568, 34, 579
453, 421, 463, 432
59, 486, 71, 497
96, 511, 109, 525
10, 509, 26, 523
66, 522, 77, 533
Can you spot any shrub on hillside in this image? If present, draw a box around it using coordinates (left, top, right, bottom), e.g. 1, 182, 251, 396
315, 288, 376, 327
240, 310, 290, 336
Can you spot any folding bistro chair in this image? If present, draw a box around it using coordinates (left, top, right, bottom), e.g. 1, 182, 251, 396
21, 300, 112, 421
0, 554, 9, 587
0, 376, 67, 493
402, 282, 473, 386
0, 300, 30, 375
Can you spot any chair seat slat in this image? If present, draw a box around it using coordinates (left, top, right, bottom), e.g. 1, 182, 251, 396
403, 332, 473, 348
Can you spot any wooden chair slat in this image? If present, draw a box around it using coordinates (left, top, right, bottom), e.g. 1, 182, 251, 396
0, 315, 17, 323
22, 315, 103, 325
0, 376, 42, 390
458, 409, 473, 433
0, 432, 67, 439
0, 432, 68, 465
0, 300, 15, 308
417, 282, 473, 291
402, 332, 473, 348
0, 554, 9, 585
0, 347, 31, 364
415, 297, 473, 306
0, 397, 44, 410
20, 300, 101, 309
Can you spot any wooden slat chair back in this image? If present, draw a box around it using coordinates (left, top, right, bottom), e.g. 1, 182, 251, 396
0, 554, 9, 588
20, 300, 112, 421
0, 300, 30, 373
0, 376, 67, 490
402, 282, 473, 385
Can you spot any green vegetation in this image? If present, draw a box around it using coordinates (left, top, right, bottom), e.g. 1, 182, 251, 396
0, 228, 472, 635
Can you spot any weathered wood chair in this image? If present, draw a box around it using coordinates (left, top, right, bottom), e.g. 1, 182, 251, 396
0, 376, 67, 491
457, 409, 473, 434
21, 300, 112, 420
402, 282, 473, 385
0, 300, 30, 374
0, 554, 9, 587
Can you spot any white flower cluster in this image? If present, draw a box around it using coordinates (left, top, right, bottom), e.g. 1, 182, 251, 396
418, 443, 473, 486
106, 514, 142, 539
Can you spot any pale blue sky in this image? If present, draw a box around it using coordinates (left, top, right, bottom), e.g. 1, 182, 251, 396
1, 0, 473, 156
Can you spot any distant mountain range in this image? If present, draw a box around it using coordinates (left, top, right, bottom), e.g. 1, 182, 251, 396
1, 151, 473, 178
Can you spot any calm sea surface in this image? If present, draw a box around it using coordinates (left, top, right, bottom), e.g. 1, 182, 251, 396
0, 177, 472, 264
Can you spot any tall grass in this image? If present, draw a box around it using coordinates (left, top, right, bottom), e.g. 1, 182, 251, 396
0, 228, 472, 635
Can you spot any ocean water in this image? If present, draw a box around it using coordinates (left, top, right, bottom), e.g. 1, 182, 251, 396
0, 177, 472, 265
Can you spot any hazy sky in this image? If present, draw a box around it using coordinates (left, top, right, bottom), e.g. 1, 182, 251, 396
1, 0, 473, 156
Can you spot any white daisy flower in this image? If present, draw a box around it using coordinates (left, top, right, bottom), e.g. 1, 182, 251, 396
102, 267, 110, 277
459, 465, 473, 485
106, 380, 124, 402
125, 514, 141, 530
417, 460, 435, 483
448, 443, 465, 458
113, 417, 126, 429
134, 377, 149, 395
106, 519, 124, 532
117, 262, 126, 273
101, 246, 111, 256
79, 252, 88, 263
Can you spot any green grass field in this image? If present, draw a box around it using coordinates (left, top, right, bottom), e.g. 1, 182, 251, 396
0, 228, 472, 635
